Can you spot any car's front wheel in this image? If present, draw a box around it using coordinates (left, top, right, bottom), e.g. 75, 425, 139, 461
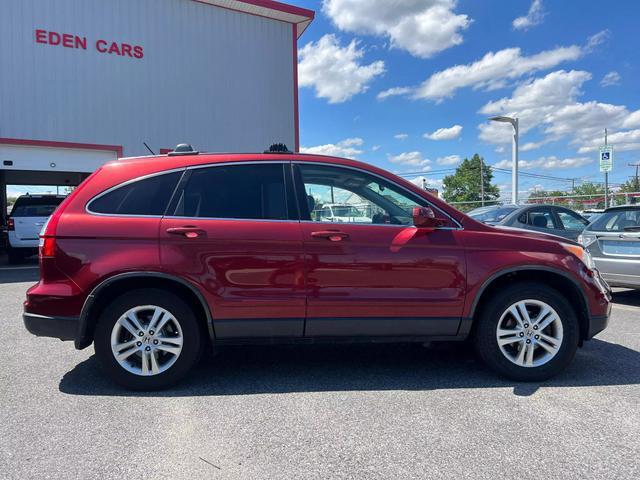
94, 288, 202, 390
474, 282, 580, 381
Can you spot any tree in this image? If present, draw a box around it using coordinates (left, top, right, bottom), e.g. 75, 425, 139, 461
619, 177, 640, 193
443, 154, 499, 211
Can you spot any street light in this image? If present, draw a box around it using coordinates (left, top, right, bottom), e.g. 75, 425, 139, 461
490, 116, 519, 204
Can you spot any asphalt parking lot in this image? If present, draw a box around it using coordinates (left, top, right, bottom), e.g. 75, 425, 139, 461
1, 264, 639, 479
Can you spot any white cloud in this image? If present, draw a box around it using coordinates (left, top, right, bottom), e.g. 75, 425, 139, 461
388, 151, 431, 171
371, 145, 381, 151
300, 137, 364, 159
298, 34, 385, 103
323, 0, 471, 59
424, 124, 463, 140
585, 29, 610, 52
493, 156, 593, 170
377, 30, 610, 102
601, 71, 621, 87
394, 133, 409, 140
623, 110, 640, 129
513, 0, 546, 31
377, 86, 413, 101
477, 69, 640, 153
436, 155, 461, 165
578, 129, 640, 153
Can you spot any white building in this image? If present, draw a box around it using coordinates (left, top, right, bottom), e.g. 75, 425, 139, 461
0, 0, 314, 222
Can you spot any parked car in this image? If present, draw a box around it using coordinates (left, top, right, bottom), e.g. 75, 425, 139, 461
7, 194, 66, 263
23, 149, 611, 389
579, 205, 640, 289
467, 204, 519, 225
490, 204, 589, 241
312, 203, 370, 223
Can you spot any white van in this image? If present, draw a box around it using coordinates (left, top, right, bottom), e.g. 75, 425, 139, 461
7, 194, 65, 263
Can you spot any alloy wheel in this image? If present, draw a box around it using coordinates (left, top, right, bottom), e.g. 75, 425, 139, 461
110, 305, 184, 376
496, 299, 564, 368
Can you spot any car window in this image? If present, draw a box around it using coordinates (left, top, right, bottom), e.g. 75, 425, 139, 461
468, 206, 517, 223
173, 164, 289, 220
89, 172, 182, 215
10, 197, 64, 217
520, 209, 555, 229
588, 209, 640, 232
298, 163, 452, 226
556, 210, 588, 230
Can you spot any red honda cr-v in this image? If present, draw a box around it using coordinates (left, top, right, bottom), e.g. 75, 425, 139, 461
23, 148, 611, 389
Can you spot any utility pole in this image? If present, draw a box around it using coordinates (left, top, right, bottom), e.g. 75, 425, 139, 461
604, 128, 609, 209
480, 155, 485, 207
630, 162, 640, 190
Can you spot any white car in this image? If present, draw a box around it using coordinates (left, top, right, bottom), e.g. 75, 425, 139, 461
7, 194, 65, 263
315, 204, 371, 223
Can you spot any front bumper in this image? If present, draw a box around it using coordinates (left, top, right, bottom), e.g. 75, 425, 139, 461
23, 312, 78, 341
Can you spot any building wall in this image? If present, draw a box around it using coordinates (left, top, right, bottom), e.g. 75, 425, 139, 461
0, 0, 296, 158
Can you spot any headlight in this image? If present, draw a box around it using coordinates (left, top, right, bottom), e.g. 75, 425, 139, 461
561, 243, 596, 270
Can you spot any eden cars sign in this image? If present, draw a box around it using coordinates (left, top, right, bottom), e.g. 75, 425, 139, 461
35, 29, 144, 59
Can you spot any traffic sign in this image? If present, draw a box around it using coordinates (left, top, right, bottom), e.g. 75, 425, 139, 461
599, 146, 613, 173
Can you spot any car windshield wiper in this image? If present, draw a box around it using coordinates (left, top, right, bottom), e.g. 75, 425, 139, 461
623, 226, 640, 232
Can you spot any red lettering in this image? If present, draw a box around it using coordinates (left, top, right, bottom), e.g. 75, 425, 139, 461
62, 33, 74, 48
133, 45, 144, 59
96, 39, 108, 53
48, 31, 61, 46
108, 42, 121, 55
35, 29, 47, 44
121, 43, 133, 57
75, 36, 87, 50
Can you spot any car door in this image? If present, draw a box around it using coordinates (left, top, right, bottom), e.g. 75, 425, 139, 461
293, 162, 466, 337
554, 208, 589, 241
159, 161, 306, 339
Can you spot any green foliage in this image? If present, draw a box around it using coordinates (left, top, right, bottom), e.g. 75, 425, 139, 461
443, 154, 500, 211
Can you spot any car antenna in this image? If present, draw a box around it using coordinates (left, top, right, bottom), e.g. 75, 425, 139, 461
143, 142, 155, 155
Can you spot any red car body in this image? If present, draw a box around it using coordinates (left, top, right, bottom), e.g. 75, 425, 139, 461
24, 152, 611, 351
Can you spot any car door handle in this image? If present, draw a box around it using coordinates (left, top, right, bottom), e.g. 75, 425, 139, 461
311, 230, 349, 242
166, 226, 207, 238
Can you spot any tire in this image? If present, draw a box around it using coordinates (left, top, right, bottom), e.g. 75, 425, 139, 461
474, 282, 579, 382
94, 288, 202, 390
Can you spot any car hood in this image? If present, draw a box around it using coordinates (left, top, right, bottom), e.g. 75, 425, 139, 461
492, 225, 578, 245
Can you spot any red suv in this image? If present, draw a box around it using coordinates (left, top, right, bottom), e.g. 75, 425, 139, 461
23, 148, 611, 389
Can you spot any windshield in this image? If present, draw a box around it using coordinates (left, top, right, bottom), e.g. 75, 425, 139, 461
587, 208, 640, 232
468, 206, 518, 223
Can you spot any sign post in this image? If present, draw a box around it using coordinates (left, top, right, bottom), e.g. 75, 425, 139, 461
599, 129, 613, 208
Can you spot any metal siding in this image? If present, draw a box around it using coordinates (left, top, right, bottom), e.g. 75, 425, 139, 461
0, 0, 295, 157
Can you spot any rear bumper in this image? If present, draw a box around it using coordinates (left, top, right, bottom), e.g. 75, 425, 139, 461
23, 312, 78, 341
587, 314, 610, 339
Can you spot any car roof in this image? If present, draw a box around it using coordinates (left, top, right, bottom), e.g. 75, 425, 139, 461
604, 204, 640, 211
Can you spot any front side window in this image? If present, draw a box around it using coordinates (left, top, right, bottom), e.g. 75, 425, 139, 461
173, 163, 289, 220
89, 171, 182, 215
298, 164, 450, 226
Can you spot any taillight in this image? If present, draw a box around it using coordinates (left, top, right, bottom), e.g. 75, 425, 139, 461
7, 218, 14, 231
40, 237, 56, 258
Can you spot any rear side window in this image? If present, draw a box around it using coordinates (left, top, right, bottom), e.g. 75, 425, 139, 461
172, 164, 289, 220
10, 197, 64, 217
89, 171, 182, 215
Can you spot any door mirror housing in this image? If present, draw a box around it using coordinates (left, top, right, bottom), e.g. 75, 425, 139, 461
413, 207, 446, 229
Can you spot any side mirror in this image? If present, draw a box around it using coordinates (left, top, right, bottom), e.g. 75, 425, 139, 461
413, 206, 446, 229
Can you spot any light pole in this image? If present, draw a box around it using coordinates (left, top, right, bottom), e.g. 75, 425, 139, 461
490, 116, 519, 204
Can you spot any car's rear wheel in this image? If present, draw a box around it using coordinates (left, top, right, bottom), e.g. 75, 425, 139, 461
474, 282, 579, 381
94, 289, 202, 390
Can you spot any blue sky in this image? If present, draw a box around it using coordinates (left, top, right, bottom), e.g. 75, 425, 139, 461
295, 0, 640, 199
